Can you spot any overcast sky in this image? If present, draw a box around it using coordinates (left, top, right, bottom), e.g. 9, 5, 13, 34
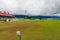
0, 0, 60, 16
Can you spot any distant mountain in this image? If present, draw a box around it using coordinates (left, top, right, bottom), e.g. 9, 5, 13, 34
14, 15, 26, 18
14, 15, 60, 19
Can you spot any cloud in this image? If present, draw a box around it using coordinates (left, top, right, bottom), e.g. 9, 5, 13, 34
0, 0, 60, 16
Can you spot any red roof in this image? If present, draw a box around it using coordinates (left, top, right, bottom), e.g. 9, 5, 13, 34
3, 11, 7, 16
0, 11, 12, 16
0, 11, 3, 16
7, 12, 12, 16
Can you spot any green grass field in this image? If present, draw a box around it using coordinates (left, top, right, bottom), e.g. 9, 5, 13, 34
0, 20, 60, 40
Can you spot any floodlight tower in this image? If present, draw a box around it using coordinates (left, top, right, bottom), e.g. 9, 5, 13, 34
25, 10, 27, 19
25, 10, 31, 19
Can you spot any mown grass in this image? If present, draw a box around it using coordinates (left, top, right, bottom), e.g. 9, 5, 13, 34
0, 20, 60, 40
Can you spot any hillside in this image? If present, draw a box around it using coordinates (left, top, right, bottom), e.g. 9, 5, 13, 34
14, 15, 60, 19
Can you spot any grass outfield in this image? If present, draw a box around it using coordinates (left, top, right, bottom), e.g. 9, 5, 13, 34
0, 20, 60, 40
